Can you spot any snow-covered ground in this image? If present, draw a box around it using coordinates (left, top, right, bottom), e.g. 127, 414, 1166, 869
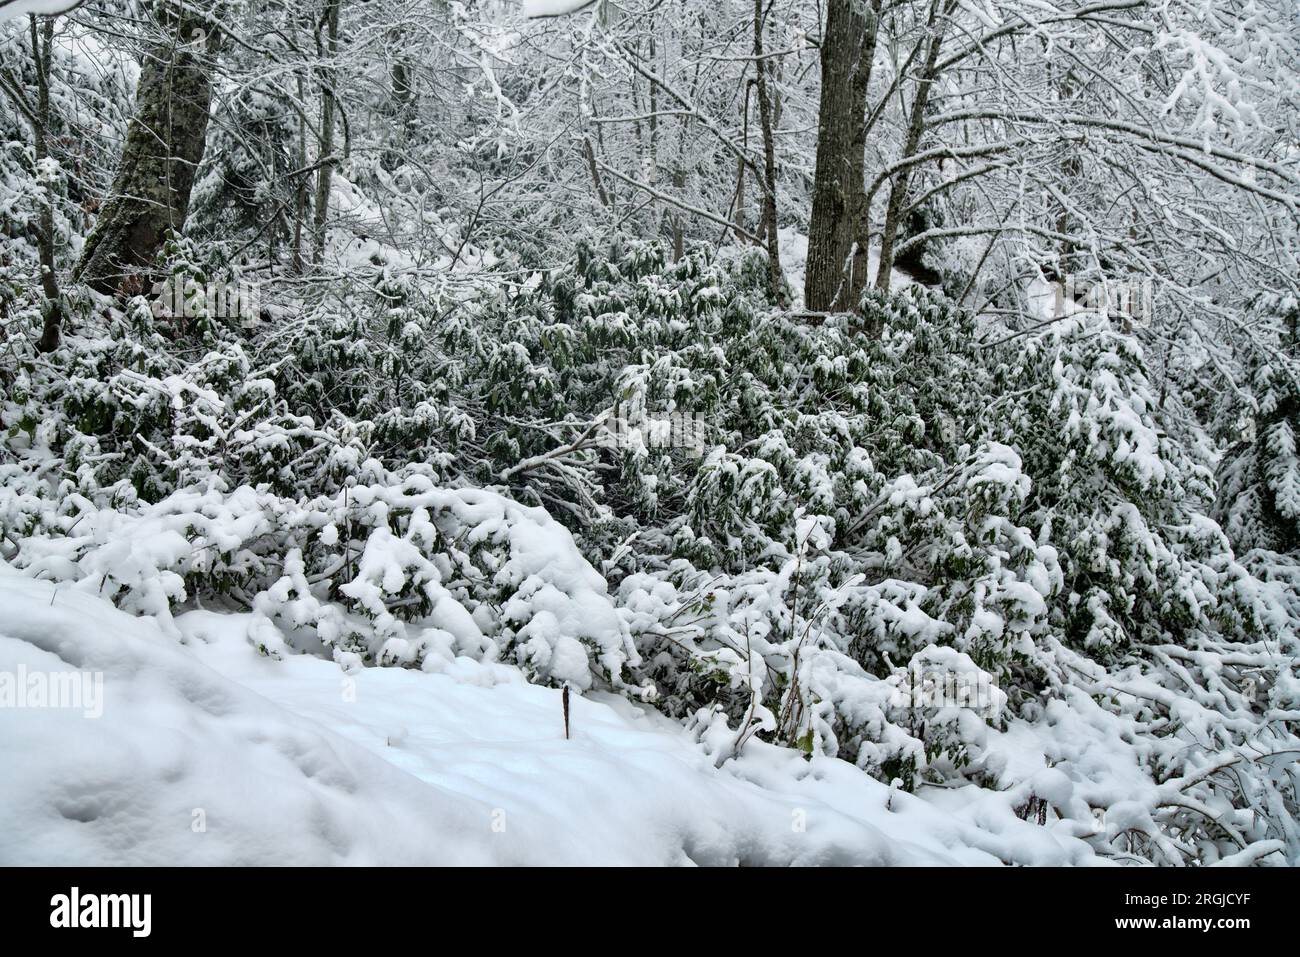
0, 566, 1097, 866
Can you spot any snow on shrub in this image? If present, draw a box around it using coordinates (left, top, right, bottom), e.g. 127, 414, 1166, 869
2, 238, 1296, 864
4, 473, 638, 690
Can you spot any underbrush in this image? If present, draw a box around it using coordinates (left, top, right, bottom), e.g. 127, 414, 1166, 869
2, 238, 1297, 864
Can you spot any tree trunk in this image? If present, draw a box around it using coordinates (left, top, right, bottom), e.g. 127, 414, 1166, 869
733, 80, 750, 243
291, 76, 309, 275
670, 162, 686, 260
752, 0, 783, 303
29, 16, 63, 352
312, 0, 341, 265
74, 1, 221, 295
875, 0, 951, 289
1050, 62, 1083, 280
581, 136, 610, 207
804, 0, 880, 312
383, 26, 414, 170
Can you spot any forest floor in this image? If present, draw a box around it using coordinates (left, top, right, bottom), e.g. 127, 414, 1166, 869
0, 567, 1098, 866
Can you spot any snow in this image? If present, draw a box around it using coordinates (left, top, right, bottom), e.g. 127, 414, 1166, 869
0, 566, 1051, 865
0, 0, 81, 18
778, 228, 919, 311
1, 0, 1296, 873
521, 0, 597, 18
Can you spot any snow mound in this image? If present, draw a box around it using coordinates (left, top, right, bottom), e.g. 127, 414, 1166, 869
0, 570, 495, 865
0, 568, 1023, 865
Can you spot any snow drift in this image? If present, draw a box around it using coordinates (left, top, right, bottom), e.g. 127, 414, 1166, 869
1, 566, 1039, 865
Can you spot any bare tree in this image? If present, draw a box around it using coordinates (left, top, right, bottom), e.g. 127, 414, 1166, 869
873, 0, 953, 288
312, 0, 341, 265
74, 0, 222, 294
752, 0, 783, 301
804, 0, 880, 312
0, 14, 67, 350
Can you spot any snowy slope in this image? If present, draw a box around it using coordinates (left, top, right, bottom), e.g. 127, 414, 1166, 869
0, 568, 1061, 866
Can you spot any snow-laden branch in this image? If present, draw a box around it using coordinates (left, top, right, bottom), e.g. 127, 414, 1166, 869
0, 0, 81, 17
595, 159, 763, 243
522, 0, 597, 18
926, 108, 1300, 188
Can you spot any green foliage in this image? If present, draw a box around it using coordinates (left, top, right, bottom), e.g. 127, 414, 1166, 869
2, 239, 1296, 864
